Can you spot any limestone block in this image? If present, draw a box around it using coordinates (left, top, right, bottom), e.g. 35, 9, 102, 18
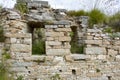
24, 38, 32, 45
103, 40, 110, 45
94, 37, 102, 40
8, 11, 21, 20
65, 55, 74, 62
46, 41, 61, 46
10, 67, 28, 72
86, 36, 93, 40
108, 49, 118, 56
5, 33, 31, 38
85, 40, 102, 45
45, 32, 64, 37
53, 45, 61, 49
12, 62, 33, 67
46, 49, 70, 56
71, 54, 89, 61
86, 72, 102, 77
97, 55, 107, 60
65, 25, 70, 28
59, 37, 71, 41
10, 44, 31, 52
45, 56, 54, 61
114, 40, 120, 45
31, 55, 45, 61
85, 47, 106, 54
116, 55, 120, 61
11, 38, 17, 43
46, 37, 54, 41
45, 25, 58, 28
55, 28, 71, 32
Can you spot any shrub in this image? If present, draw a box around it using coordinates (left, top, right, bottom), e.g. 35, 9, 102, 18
0, 26, 5, 42
17, 75, 23, 80
88, 9, 106, 27
32, 40, 45, 55
15, 0, 28, 14
108, 12, 120, 32
0, 56, 13, 80
67, 10, 88, 17
103, 27, 113, 33
70, 43, 84, 54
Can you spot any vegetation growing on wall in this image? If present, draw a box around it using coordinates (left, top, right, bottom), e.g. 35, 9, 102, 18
70, 27, 85, 54
0, 50, 13, 80
15, 0, 28, 14
0, 26, 5, 42
32, 28, 45, 55
108, 12, 120, 32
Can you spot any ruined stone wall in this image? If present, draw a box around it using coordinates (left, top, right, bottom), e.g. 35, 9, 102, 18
2, 11, 32, 79
45, 25, 71, 56
0, 8, 120, 80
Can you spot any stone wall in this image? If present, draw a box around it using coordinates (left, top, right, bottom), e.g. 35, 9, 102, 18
1, 10, 32, 79
0, 2, 120, 80
45, 25, 71, 56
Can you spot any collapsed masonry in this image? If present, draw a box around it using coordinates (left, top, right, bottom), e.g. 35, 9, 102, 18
0, 0, 120, 80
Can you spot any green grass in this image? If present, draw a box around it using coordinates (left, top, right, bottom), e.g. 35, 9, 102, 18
32, 40, 45, 55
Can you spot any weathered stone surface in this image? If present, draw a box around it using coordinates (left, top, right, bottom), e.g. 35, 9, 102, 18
45, 25, 58, 29
85, 47, 106, 54
71, 54, 89, 61
5, 33, 31, 38
45, 32, 64, 37
85, 40, 102, 45
46, 49, 70, 56
55, 28, 71, 32
10, 44, 31, 52
59, 37, 71, 41
8, 10, 21, 20
97, 55, 107, 60
53, 20, 71, 25
46, 41, 61, 46
108, 49, 118, 56
114, 40, 120, 45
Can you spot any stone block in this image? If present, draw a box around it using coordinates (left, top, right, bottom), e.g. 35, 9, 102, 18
12, 62, 33, 67
71, 54, 89, 61
85, 47, 106, 55
46, 37, 54, 41
116, 55, 120, 61
86, 72, 102, 77
86, 36, 93, 40
65, 55, 74, 62
46, 41, 61, 46
97, 55, 107, 60
24, 38, 32, 45
55, 28, 71, 32
31, 55, 46, 61
103, 40, 110, 45
46, 49, 70, 56
45, 25, 58, 28
59, 37, 71, 41
45, 32, 64, 37
10, 44, 31, 52
85, 40, 102, 45
5, 33, 31, 38
114, 40, 120, 45
11, 38, 17, 43
108, 49, 118, 56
